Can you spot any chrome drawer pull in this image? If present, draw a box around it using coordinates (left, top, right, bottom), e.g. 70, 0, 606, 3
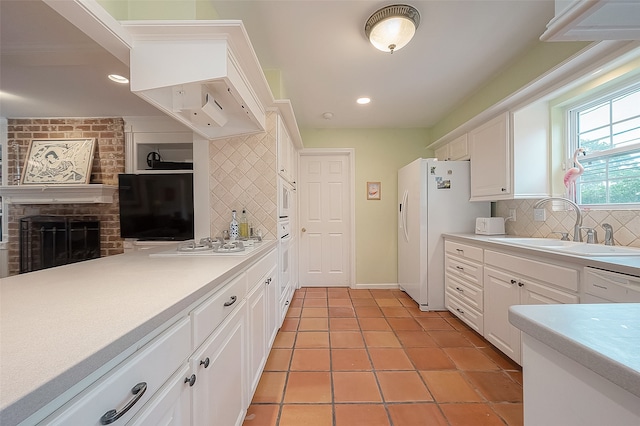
456, 249, 464, 253
200, 357, 210, 368
455, 287, 464, 293
510, 279, 517, 285
456, 266, 464, 271
184, 374, 197, 387
223, 296, 238, 307
593, 284, 608, 290
456, 308, 465, 315
100, 382, 147, 425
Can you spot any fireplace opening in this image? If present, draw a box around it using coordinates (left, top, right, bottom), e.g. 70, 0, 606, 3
20, 215, 101, 273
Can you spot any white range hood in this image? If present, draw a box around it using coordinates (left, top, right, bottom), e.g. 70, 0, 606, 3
123, 21, 271, 140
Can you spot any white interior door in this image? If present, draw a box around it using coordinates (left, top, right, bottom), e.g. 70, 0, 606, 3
299, 151, 353, 287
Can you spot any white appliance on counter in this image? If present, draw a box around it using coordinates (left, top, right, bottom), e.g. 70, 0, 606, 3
398, 158, 490, 311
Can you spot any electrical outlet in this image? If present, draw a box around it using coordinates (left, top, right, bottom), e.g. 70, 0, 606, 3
534, 208, 546, 222
508, 208, 516, 221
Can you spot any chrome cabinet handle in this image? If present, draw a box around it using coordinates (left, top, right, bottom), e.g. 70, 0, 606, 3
518, 281, 525, 287
100, 382, 147, 425
200, 357, 210, 368
510, 279, 517, 285
455, 287, 464, 293
456, 266, 464, 271
184, 374, 196, 387
301, 228, 306, 233
223, 296, 237, 307
456, 248, 464, 253
456, 308, 465, 315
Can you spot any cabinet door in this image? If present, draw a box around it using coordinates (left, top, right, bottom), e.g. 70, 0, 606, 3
483, 266, 521, 363
247, 282, 267, 399
191, 302, 247, 426
126, 365, 191, 426
265, 265, 279, 349
449, 133, 469, 160
435, 144, 450, 161
277, 116, 293, 182
469, 112, 511, 200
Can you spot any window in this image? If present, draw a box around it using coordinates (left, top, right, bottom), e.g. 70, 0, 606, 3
569, 81, 640, 207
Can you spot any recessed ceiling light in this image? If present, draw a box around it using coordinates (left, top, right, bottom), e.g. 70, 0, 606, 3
357, 97, 371, 105
108, 74, 129, 84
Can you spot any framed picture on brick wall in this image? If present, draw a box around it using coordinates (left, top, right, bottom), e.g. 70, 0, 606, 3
21, 138, 96, 185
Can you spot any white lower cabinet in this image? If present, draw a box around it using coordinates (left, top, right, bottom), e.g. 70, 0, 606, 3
190, 301, 247, 426
444, 241, 484, 334
483, 250, 579, 364
37, 247, 279, 426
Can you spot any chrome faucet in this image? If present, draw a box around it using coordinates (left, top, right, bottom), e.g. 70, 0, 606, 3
533, 197, 583, 242
602, 223, 615, 246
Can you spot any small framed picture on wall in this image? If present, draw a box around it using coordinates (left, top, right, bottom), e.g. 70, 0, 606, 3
367, 181, 381, 200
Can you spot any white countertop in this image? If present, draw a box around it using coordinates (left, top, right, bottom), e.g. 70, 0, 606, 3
509, 303, 640, 398
0, 240, 276, 426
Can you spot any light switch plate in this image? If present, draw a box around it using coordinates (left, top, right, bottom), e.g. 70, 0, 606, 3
533, 208, 546, 221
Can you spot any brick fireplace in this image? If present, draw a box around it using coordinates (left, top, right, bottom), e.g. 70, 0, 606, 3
4, 118, 126, 276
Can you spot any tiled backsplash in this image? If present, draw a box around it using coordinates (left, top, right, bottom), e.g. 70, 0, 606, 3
208, 111, 278, 240
496, 199, 640, 248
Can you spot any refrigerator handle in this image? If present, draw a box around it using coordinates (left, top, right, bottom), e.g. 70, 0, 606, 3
401, 190, 409, 243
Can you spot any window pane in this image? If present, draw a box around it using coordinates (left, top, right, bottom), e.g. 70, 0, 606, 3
579, 103, 610, 133
578, 181, 607, 204
581, 158, 607, 181
609, 178, 640, 203
608, 151, 640, 179
579, 126, 610, 152
613, 90, 640, 122
612, 116, 640, 147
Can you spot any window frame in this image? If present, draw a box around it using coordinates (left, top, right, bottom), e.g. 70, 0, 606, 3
566, 78, 640, 209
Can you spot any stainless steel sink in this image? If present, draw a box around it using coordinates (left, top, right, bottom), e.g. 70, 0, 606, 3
488, 237, 640, 256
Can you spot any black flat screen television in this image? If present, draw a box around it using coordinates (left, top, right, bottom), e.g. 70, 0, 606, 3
118, 173, 194, 241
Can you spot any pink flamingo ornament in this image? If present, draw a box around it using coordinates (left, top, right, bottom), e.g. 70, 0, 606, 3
564, 148, 586, 201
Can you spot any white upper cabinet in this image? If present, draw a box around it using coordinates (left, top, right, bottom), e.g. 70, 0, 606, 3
435, 133, 469, 161
469, 106, 549, 202
541, 0, 640, 41
469, 112, 511, 200
277, 114, 297, 185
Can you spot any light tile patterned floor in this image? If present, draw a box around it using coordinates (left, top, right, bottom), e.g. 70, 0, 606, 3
243, 288, 523, 426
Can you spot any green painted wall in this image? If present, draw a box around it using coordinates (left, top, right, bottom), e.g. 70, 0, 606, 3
98, 0, 218, 20
301, 128, 429, 285
429, 41, 590, 142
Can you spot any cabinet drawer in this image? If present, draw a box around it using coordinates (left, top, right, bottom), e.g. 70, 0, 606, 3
445, 240, 483, 263
44, 318, 191, 426
247, 248, 277, 291
192, 273, 248, 350
445, 255, 483, 287
523, 279, 579, 305
445, 292, 483, 335
445, 273, 483, 311
485, 250, 578, 292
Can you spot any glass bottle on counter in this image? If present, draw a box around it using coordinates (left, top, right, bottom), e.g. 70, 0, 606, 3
239, 209, 249, 239
230, 210, 239, 241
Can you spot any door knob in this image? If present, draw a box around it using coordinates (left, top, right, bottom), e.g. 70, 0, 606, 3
301, 228, 306, 233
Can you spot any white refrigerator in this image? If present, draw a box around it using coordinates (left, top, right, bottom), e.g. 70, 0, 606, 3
398, 158, 490, 311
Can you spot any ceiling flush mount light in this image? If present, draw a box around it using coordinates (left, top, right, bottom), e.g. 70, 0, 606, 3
365, 4, 420, 54
357, 97, 371, 105
108, 74, 129, 84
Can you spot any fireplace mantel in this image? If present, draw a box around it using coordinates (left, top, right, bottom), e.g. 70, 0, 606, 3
0, 184, 117, 204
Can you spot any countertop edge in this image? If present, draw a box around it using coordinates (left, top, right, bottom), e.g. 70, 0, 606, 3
509, 304, 640, 399
442, 233, 640, 276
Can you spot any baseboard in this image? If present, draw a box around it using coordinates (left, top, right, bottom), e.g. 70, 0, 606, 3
352, 283, 400, 290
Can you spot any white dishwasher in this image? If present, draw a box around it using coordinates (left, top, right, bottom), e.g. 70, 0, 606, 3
583, 267, 640, 303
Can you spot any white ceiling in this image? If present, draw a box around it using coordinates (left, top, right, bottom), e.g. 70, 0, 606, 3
0, 0, 557, 130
